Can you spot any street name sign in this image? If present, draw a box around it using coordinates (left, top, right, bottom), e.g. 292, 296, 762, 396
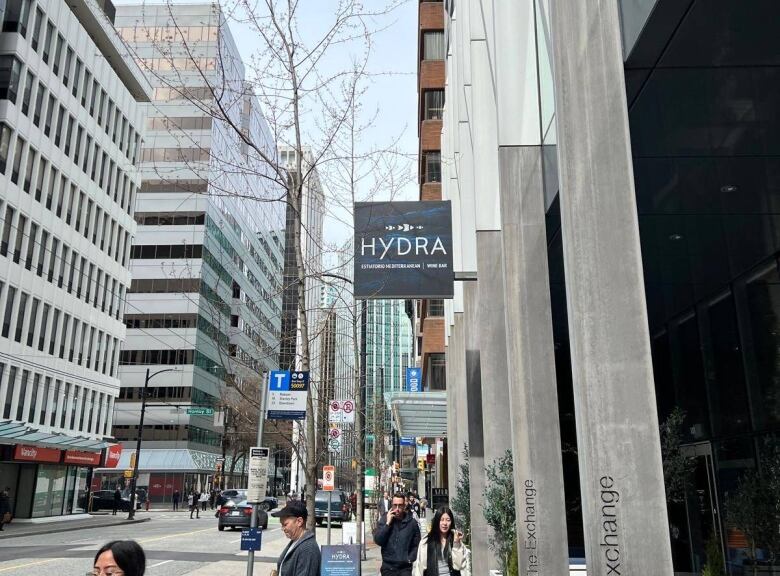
246, 446, 269, 503
186, 407, 214, 416
267, 371, 309, 420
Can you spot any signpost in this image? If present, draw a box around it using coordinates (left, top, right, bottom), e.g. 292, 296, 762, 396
186, 407, 214, 416
328, 399, 356, 424
267, 371, 309, 420
240, 528, 262, 551
247, 447, 270, 503
323, 465, 335, 545
406, 368, 421, 393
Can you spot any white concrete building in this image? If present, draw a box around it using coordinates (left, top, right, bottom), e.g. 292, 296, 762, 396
0, 0, 151, 518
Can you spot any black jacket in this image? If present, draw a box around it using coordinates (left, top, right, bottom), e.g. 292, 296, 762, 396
373, 510, 421, 570
277, 531, 321, 576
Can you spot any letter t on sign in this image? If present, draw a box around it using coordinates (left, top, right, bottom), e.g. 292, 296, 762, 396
274, 373, 285, 389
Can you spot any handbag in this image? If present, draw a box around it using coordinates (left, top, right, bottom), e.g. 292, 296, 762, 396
2, 512, 12, 524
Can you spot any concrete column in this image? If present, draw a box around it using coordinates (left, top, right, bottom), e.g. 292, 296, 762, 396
463, 282, 488, 576
548, 2, 674, 574
500, 146, 569, 575
446, 316, 466, 498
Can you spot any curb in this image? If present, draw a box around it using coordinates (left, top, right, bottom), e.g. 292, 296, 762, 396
0, 516, 151, 540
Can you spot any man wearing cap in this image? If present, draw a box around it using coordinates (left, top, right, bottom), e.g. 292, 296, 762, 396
373, 492, 421, 576
271, 500, 321, 576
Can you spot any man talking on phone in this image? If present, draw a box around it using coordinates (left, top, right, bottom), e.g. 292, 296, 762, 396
373, 492, 421, 576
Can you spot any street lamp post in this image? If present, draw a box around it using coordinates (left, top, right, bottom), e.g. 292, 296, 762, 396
127, 367, 178, 520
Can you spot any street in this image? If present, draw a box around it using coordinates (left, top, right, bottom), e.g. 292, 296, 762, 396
0, 511, 298, 576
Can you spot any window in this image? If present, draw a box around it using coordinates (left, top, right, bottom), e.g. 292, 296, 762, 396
422, 31, 445, 60
52, 35, 64, 76
423, 152, 441, 183
24, 222, 36, 270
1, 206, 14, 257
48, 309, 60, 354
38, 303, 49, 351
427, 353, 446, 391
64, 115, 73, 156
10, 136, 24, 184
30, 8, 43, 50
47, 237, 58, 283
32, 84, 44, 126
12, 214, 26, 263
27, 297, 40, 347
81, 71, 90, 107
14, 291, 28, 341
21, 71, 33, 115
0, 56, 22, 103
2, 0, 31, 36
0, 123, 11, 174
36, 230, 48, 277
2, 286, 17, 338
63, 47, 73, 87
34, 158, 46, 201
423, 90, 444, 120
72, 59, 82, 97
15, 370, 28, 421
42, 21, 53, 64
44, 94, 55, 136
54, 105, 65, 146
22, 148, 35, 193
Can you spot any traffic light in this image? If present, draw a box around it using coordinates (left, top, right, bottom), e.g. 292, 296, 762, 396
393, 461, 400, 473
129, 451, 137, 468
417, 458, 425, 471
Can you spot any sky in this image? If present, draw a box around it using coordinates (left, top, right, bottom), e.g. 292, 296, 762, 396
225, 0, 420, 249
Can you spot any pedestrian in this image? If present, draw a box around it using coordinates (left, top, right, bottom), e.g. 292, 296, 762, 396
209, 489, 216, 510
189, 490, 200, 519
373, 492, 421, 576
408, 493, 421, 519
271, 500, 321, 576
93, 540, 146, 576
113, 486, 122, 516
412, 507, 469, 576
172, 489, 180, 512
0, 487, 11, 531
378, 491, 390, 516
199, 491, 208, 511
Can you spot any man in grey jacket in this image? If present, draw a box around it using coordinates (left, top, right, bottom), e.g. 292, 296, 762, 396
271, 500, 321, 576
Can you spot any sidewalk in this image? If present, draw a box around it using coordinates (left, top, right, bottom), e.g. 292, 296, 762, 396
0, 514, 150, 540
182, 532, 383, 576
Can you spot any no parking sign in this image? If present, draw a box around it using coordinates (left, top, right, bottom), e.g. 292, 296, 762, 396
323, 465, 335, 491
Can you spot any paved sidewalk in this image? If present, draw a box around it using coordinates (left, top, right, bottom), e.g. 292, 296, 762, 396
182, 534, 383, 576
0, 514, 150, 540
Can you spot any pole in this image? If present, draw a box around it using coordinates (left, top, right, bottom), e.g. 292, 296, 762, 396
357, 300, 367, 560
127, 368, 150, 520
247, 372, 269, 576
327, 453, 332, 545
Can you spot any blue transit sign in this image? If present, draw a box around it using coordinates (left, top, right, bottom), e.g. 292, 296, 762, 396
240, 527, 262, 551
267, 371, 309, 420
400, 436, 416, 446
320, 545, 360, 576
406, 367, 421, 392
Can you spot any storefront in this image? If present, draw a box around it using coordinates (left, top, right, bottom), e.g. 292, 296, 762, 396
0, 444, 109, 519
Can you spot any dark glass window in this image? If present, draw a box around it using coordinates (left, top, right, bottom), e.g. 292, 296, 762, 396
0, 56, 22, 104
676, 315, 710, 440
21, 71, 33, 115
2, 286, 17, 338
424, 152, 441, 183
30, 8, 43, 50
42, 21, 53, 64
0, 122, 11, 174
2, 0, 31, 36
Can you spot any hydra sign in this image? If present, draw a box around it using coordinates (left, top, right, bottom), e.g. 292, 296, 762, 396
354, 201, 454, 299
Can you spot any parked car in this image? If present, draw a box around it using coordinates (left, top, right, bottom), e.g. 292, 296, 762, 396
217, 489, 277, 511
314, 490, 352, 525
83, 490, 134, 512
217, 499, 268, 531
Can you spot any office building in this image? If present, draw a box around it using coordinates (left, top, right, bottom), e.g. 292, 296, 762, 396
95, 3, 285, 503
0, 0, 151, 518
442, 1, 780, 575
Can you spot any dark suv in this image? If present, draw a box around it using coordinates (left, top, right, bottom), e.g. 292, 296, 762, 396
314, 490, 352, 525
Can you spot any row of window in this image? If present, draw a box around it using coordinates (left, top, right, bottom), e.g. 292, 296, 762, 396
0, 280, 120, 376
124, 313, 198, 329
117, 385, 191, 401
0, 120, 138, 224
129, 243, 203, 260
118, 349, 219, 372
136, 57, 217, 72
134, 212, 206, 226
0, 201, 127, 320
113, 423, 221, 447
145, 117, 213, 132
140, 179, 208, 193
153, 86, 214, 102
1, 1, 141, 165
128, 278, 200, 294
139, 147, 210, 164
0, 362, 113, 435
117, 25, 219, 44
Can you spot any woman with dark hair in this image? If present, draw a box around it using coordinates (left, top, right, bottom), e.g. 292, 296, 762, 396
91, 540, 146, 576
412, 507, 470, 576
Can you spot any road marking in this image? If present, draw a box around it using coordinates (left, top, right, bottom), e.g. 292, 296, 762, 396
0, 558, 59, 573
149, 560, 174, 568
138, 527, 213, 544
